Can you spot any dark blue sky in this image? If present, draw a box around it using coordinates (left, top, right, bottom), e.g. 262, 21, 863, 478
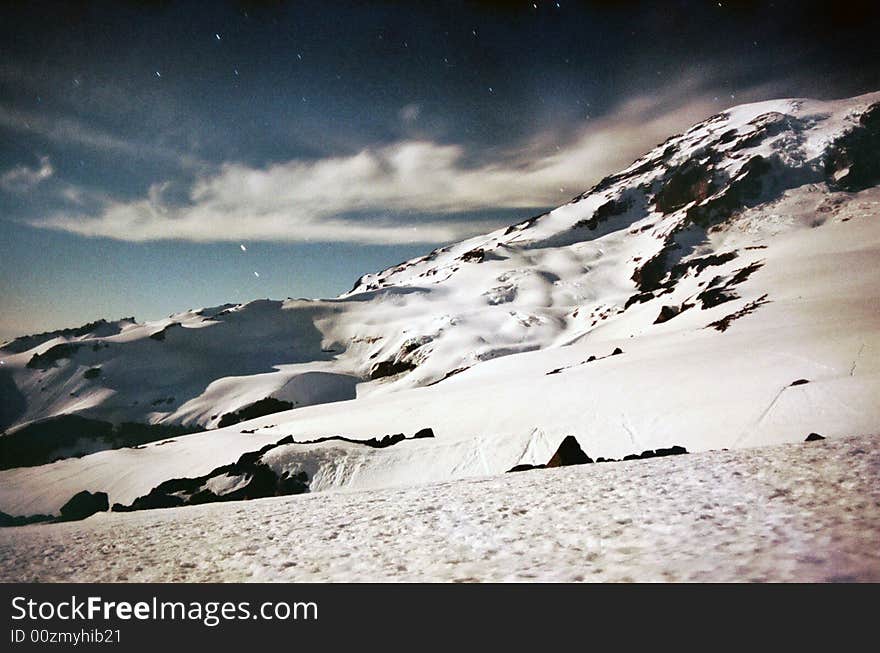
1, 0, 878, 340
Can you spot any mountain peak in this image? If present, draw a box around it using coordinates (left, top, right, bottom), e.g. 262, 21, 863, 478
345, 92, 880, 299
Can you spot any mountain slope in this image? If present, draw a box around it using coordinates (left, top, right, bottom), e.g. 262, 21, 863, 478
1, 91, 879, 514
3, 434, 877, 582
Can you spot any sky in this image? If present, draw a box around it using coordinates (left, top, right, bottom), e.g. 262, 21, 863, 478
1, 0, 879, 341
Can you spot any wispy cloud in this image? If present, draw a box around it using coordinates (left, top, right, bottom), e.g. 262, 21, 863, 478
0, 156, 54, 192
26, 83, 763, 245
399, 103, 421, 124
0, 105, 205, 170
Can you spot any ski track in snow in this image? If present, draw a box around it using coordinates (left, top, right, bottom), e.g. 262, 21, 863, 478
851, 343, 866, 377
1, 434, 877, 583
733, 382, 791, 448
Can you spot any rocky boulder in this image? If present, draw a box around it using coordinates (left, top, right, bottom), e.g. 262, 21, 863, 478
546, 435, 593, 467
59, 490, 109, 521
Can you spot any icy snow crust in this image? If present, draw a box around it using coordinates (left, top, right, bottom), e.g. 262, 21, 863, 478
1, 92, 880, 516
1, 435, 877, 582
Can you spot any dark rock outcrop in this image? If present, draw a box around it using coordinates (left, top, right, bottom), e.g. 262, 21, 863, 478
507, 463, 540, 473
83, 367, 102, 379
622, 445, 688, 461
632, 249, 742, 301
217, 397, 295, 428
573, 195, 633, 231
654, 158, 715, 214
668, 251, 739, 282
546, 435, 593, 467
655, 445, 688, 457
26, 343, 81, 369
544, 348, 627, 375
654, 304, 682, 324
826, 102, 880, 192
115, 493, 183, 513
0, 511, 55, 528
805, 432, 826, 442
697, 286, 739, 310
113, 427, 435, 513
367, 433, 405, 448
625, 291, 656, 308
459, 248, 486, 263
696, 261, 765, 310
706, 294, 770, 332
293, 429, 431, 449
369, 359, 417, 380
59, 490, 109, 521
426, 366, 470, 386
115, 458, 309, 513
503, 213, 543, 235
631, 240, 676, 293
686, 155, 774, 229
508, 435, 593, 472
509, 440, 688, 471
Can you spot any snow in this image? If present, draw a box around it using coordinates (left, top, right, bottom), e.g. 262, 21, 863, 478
1, 435, 877, 582
1, 91, 879, 527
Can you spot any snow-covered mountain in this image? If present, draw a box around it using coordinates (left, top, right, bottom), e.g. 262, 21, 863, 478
1, 91, 879, 516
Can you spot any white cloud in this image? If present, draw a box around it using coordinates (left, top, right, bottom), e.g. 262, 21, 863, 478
0, 156, 54, 192
26, 83, 763, 245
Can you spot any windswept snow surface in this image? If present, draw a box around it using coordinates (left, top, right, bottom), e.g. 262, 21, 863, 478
1, 435, 877, 582
1, 91, 880, 517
